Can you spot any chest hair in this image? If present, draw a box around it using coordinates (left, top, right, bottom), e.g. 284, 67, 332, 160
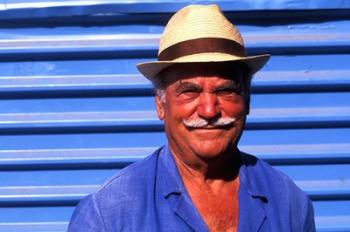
185, 180, 239, 232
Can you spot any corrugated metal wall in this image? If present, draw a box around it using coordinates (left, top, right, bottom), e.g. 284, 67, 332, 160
0, 1, 349, 231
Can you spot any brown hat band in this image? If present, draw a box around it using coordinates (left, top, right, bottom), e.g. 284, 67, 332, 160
158, 38, 246, 61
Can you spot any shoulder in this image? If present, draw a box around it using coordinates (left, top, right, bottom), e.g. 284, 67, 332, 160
96, 147, 162, 201
81, 147, 162, 214
240, 152, 304, 197
68, 147, 164, 230
239, 152, 311, 208
68, 193, 106, 231
240, 152, 315, 230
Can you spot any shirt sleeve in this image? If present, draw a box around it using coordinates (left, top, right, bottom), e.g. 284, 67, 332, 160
67, 194, 106, 232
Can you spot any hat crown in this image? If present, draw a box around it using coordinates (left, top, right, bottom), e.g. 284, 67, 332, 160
136, 4, 270, 82
159, 4, 244, 55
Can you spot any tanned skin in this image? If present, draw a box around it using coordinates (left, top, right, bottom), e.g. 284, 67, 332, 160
155, 63, 248, 232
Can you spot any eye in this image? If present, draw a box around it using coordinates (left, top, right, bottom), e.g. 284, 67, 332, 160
181, 88, 199, 93
216, 87, 241, 96
179, 88, 200, 98
216, 87, 235, 95
215, 81, 241, 96
175, 83, 201, 95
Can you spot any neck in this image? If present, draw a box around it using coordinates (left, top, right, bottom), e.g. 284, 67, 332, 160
171, 145, 241, 185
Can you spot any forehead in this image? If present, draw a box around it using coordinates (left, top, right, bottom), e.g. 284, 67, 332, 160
157, 62, 246, 87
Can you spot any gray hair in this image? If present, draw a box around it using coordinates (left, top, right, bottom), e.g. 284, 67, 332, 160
155, 88, 166, 103
153, 69, 170, 103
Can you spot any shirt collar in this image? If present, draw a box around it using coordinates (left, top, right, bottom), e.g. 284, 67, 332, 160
157, 145, 268, 231
157, 145, 209, 231
238, 151, 268, 231
239, 151, 268, 201
158, 145, 268, 200
158, 144, 186, 198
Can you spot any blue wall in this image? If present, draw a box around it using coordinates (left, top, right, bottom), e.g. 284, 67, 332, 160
0, 1, 349, 231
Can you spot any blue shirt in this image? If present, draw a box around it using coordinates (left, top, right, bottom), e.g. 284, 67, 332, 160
68, 145, 315, 231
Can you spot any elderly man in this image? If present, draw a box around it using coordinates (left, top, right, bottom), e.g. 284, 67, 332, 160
68, 4, 315, 232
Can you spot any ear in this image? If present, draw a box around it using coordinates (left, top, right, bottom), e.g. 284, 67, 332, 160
155, 95, 165, 120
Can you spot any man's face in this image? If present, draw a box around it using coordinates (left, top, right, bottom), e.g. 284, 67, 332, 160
155, 63, 248, 163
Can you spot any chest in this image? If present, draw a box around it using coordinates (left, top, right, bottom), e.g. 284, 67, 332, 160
185, 183, 239, 232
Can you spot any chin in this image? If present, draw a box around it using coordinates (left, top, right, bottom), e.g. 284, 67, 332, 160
192, 141, 229, 160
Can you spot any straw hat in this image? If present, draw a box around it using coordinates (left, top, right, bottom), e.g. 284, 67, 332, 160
137, 4, 270, 82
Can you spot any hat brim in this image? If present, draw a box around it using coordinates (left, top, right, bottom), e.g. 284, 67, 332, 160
137, 53, 270, 82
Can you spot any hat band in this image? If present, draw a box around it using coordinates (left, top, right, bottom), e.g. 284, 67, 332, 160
158, 38, 246, 61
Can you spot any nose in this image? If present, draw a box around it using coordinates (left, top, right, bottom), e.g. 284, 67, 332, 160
197, 93, 221, 120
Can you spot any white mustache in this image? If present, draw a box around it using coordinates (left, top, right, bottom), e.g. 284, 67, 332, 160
183, 117, 237, 128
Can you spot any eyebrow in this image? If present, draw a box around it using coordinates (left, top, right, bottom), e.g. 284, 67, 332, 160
214, 80, 240, 91
174, 81, 202, 93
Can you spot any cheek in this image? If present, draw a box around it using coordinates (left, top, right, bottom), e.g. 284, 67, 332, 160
220, 98, 246, 116
165, 98, 199, 120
